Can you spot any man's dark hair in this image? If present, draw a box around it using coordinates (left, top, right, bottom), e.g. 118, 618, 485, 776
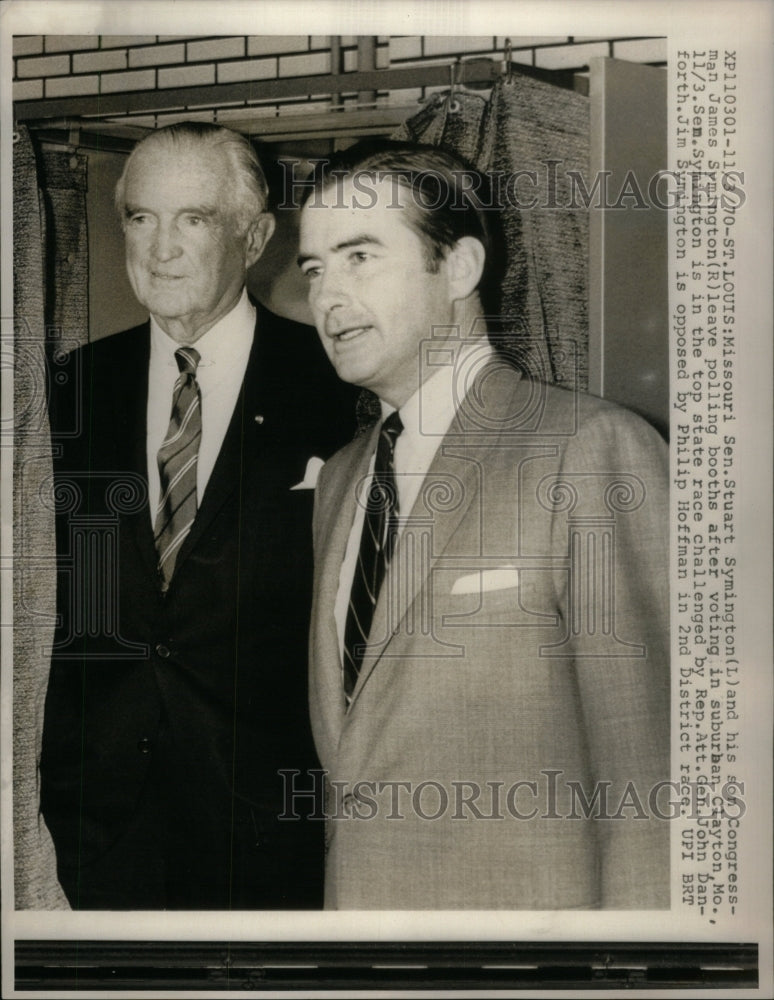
301, 139, 506, 316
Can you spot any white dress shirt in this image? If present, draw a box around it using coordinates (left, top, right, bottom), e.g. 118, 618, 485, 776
334, 339, 495, 656
146, 288, 255, 525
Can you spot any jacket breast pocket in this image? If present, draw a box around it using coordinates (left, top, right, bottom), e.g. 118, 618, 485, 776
433, 568, 559, 629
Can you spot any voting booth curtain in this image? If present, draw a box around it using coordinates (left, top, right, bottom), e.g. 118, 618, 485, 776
392, 74, 590, 391
356, 73, 590, 427
12, 124, 85, 909
11, 72, 589, 907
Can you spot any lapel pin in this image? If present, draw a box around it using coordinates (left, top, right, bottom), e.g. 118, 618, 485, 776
254, 414, 264, 425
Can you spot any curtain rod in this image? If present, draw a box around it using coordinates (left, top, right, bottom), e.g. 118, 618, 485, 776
15, 58, 585, 124
31, 107, 419, 154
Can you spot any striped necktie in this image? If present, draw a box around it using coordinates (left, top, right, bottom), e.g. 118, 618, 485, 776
343, 410, 403, 702
154, 346, 202, 593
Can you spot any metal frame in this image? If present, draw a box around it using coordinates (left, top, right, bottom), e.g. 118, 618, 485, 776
14, 58, 501, 123
14, 57, 585, 137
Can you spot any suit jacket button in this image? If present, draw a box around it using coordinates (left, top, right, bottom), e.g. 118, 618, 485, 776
137, 737, 151, 754
155, 643, 170, 658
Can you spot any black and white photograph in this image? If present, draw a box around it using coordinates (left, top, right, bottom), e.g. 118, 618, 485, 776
1, 0, 771, 994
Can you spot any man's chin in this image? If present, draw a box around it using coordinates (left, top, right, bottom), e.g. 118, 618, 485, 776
141, 294, 191, 322
328, 359, 377, 391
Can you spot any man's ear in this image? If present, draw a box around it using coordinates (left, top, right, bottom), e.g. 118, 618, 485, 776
446, 236, 486, 301
245, 213, 276, 268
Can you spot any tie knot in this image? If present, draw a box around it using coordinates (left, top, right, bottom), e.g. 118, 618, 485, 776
381, 410, 403, 447
175, 346, 200, 376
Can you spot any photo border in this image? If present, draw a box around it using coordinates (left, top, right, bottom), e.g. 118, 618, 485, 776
2, 1, 771, 995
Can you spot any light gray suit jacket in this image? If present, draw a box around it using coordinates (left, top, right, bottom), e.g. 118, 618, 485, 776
310, 360, 670, 909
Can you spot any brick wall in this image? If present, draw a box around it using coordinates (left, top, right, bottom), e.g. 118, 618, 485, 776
13, 34, 666, 127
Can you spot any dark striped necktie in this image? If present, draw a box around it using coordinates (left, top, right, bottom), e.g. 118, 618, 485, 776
343, 410, 403, 702
154, 346, 202, 593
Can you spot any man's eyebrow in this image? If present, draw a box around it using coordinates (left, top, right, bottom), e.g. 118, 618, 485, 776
296, 234, 385, 268
179, 204, 219, 217
123, 204, 219, 217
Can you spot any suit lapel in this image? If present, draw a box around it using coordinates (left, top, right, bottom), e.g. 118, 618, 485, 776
347, 432, 483, 708
311, 427, 377, 759
348, 363, 524, 709
114, 325, 160, 585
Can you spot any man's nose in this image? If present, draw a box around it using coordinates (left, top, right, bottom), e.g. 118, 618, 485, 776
312, 267, 349, 316
151, 220, 182, 261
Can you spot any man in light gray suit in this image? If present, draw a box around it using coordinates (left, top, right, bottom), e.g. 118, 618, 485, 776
297, 140, 670, 910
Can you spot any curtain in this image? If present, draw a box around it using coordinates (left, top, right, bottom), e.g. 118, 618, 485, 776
38, 149, 90, 351
12, 125, 69, 908
12, 126, 88, 909
393, 74, 590, 391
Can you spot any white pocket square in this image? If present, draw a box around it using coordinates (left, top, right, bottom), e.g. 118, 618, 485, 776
451, 567, 520, 595
290, 456, 325, 491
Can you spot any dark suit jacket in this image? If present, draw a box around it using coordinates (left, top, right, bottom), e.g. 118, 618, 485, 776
310, 360, 670, 909
41, 303, 357, 909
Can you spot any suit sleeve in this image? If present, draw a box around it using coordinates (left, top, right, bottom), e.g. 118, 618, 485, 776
555, 408, 671, 908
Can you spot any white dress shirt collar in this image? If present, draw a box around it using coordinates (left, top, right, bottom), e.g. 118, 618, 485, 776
149, 286, 255, 375
380, 338, 496, 521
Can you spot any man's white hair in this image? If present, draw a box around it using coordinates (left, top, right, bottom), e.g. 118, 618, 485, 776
115, 121, 269, 236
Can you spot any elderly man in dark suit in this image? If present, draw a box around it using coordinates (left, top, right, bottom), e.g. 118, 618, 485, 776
299, 140, 670, 910
40, 122, 356, 910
